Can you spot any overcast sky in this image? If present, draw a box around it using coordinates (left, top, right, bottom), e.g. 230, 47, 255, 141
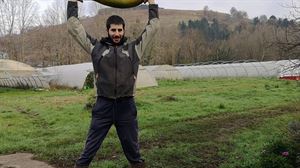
36, 0, 297, 19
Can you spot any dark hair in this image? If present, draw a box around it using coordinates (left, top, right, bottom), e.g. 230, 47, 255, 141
106, 15, 125, 30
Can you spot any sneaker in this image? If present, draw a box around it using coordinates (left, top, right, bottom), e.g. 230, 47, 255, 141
130, 162, 146, 168
74, 164, 89, 168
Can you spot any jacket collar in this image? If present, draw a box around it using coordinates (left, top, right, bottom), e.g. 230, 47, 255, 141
100, 37, 127, 46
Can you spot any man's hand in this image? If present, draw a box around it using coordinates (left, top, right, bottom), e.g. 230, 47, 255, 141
148, 0, 155, 4
144, 0, 155, 5
68, 0, 82, 2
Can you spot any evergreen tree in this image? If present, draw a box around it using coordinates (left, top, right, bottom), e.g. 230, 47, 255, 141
268, 15, 277, 25
179, 21, 187, 32
253, 17, 260, 26
282, 18, 289, 28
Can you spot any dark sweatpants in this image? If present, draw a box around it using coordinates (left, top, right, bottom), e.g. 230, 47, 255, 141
76, 96, 142, 166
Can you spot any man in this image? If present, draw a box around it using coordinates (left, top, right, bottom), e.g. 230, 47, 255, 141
67, 0, 159, 167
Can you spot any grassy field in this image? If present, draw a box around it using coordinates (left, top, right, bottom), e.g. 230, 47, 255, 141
0, 78, 299, 168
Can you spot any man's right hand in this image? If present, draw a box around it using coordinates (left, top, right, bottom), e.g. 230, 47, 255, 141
148, 0, 155, 4
68, 0, 82, 2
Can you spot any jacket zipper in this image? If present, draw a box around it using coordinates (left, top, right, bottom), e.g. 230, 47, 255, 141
114, 46, 117, 98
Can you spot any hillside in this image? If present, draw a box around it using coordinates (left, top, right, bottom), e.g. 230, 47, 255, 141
0, 7, 240, 66
85, 6, 233, 30
68, 6, 237, 40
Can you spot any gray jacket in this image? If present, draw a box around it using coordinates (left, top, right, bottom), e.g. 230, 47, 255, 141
67, 2, 159, 99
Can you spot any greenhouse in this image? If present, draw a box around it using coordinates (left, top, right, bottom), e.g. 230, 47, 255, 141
0, 59, 49, 88
0, 59, 299, 89
37, 63, 157, 89
145, 65, 183, 80
175, 60, 300, 79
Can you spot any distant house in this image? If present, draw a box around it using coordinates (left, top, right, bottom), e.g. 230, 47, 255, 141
0, 51, 9, 59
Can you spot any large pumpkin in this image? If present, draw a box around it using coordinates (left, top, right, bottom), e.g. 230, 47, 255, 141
93, 0, 144, 8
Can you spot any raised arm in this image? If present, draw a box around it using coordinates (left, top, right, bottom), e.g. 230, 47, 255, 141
135, 0, 160, 59
67, 0, 95, 54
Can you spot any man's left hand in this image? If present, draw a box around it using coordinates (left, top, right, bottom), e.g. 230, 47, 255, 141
144, 0, 155, 4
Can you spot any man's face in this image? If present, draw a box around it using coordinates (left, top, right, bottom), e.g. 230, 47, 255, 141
108, 24, 124, 44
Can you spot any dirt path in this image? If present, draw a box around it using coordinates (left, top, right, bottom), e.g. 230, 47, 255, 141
0, 153, 54, 168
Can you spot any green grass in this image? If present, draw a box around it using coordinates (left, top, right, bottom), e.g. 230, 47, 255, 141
0, 78, 299, 168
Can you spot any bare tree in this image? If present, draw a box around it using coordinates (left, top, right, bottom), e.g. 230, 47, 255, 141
230, 7, 248, 20
0, 0, 39, 62
259, 15, 268, 23
0, 0, 18, 35
18, 0, 39, 33
42, 0, 86, 26
42, 0, 68, 25
203, 5, 209, 18
17, 0, 39, 61
274, 0, 300, 60
0, 0, 39, 36
177, 29, 206, 64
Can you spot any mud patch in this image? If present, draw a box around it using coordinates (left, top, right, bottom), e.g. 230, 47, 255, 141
140, 102, 300, 168
0, 153, 54, 168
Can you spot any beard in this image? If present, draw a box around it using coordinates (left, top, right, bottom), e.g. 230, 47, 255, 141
109, 34, 123, 44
